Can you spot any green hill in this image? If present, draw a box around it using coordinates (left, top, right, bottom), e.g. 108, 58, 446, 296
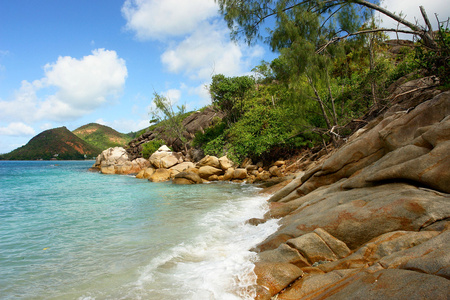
73, 123, 132, 151
0, 127, 101, 160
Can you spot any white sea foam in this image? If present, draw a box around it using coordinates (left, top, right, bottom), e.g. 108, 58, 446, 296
133, 193, 280, 299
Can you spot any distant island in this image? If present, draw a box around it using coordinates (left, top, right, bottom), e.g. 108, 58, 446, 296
0, 123, 132, 160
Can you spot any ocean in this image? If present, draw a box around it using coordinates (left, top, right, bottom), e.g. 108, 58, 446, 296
0, 160, 279, 300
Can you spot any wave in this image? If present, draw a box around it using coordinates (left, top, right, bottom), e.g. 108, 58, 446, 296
130, 193, 280, 300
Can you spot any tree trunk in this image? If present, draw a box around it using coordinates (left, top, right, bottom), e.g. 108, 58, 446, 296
368, 35, 378, 108
306, 74, 337, 147
326, 70, 339, 126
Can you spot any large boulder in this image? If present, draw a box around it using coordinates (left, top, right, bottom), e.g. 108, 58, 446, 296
319, 230, 440, 272
197, 155, 221, 168
148, 168, 171, 182
258, 243, 311, 268
136, 167, 156, 179
198, 166, 223, 179
169, 162, 195, 175
286, 228, 351, 265
218, 156, 234, 170
257, 183, 450, 251
277, 269, 450, 300
252, 91, 450, 299
95, 148, 151, 175
223, 168, 235, 181
173, 171, 203, 184
253, 262, 304, 299
94, 147, 129, 170
149, 145, 183, 169
294, 91, 450, 197
233, 168, 248, 179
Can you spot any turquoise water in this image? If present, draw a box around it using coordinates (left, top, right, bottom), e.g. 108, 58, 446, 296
0, 161, 279, 299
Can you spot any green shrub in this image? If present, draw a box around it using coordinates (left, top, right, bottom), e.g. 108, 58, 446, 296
141, 139, 165, 158
415, 27, 450, 88
225, 104, 296, 162
192, 121, 227, 148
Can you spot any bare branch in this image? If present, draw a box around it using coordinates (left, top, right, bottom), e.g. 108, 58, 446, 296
420, 6, 434, 37
352, 0, 422, 32
316, 28, 417, 53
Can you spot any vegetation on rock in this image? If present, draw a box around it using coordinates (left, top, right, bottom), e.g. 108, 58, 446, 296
126, 1, 448, 168
141, 139, 166, 159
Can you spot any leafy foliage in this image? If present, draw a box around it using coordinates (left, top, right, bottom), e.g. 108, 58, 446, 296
141, 139, 165, 159
197, 80, 310, 162
415, 27, 450, 88
150, 92, 189, 151
209, 74, 255, 124
129, 2, 447, 164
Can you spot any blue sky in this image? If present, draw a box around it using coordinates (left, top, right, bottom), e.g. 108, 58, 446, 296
0, 0, 448, 154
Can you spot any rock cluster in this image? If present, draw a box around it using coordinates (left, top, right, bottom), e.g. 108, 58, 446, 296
92, 144, 289, 185
90, 147, 151, 175
251, 91, 450, 299
127, 106, 225, 159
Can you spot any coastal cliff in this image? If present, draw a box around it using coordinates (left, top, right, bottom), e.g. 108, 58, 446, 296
251, 89, 450, 299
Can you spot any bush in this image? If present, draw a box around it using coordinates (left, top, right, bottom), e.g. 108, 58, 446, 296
209, 74, 255, 124
415, 27, 450, 88
192, 121, 227, 148
225, 104, 296, 162
141, 139, 165, 158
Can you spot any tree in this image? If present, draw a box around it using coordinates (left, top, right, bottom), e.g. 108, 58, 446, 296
150, 92, 188, 152
216, 0, 437, 51
209, 74, 255, 125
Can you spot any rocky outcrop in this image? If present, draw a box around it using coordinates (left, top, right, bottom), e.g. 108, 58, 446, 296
149, 145, 183, 169
127, 106, 225, 159
91, 147, 151, 175
94, 143, 290, 185
173, 171, 203, 185
252, 91, 450, 299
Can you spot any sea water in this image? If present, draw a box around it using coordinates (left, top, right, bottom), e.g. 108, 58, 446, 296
0, 161, 279, 299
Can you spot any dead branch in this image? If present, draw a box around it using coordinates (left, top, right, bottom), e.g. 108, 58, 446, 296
316, 28, 417, 53
420, 6, 434, 37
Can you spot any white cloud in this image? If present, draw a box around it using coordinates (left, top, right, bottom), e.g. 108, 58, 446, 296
187, 83, 211, 109
122, 0, 218, 40
96, 118, 149, 133
161, 22, 265, 80
0, 49, 127, 123
163, 89, 181, 104
0, 80, 39, 122
0, 122, 35, 136
40, 123, 53, 131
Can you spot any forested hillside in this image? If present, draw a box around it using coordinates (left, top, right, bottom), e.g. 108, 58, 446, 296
189, 0, 449, 163
73, 123, 132, 151
0, 127, 101, 160
126, 1, 449, 166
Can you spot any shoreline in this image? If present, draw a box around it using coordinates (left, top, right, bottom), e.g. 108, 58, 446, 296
247, 91, 450, 299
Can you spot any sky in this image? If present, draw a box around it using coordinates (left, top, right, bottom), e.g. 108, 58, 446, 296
0, 0, 448, 154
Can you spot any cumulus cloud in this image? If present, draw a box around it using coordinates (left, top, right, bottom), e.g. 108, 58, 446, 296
163, 89, 181, 104
122, 0, 265, 96
0, 122, 36, 136
0, 49, 127, 123
161, 22, 264, 80
122, 0, 218, 40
